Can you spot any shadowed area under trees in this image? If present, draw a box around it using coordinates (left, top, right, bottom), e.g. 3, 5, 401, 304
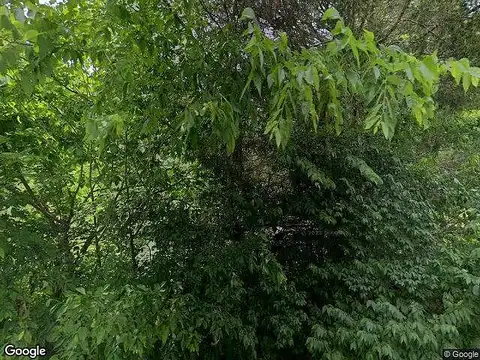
2, 0, 480, 359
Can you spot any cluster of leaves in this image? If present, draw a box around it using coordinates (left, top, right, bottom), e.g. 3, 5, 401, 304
238, 7, 480, 145
307, 246, 480, 360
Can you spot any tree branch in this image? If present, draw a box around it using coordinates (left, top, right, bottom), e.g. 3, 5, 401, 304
467, 3, 480, 15
88, 160, 102, 267
378, 0, 412, 43
51, 74, 93, 104
199, 0, 222, 28
14, 168, 65, 228
162, 0, 186, 28
32, 94, 64, 116
358, 0, 376, 32
404, 19, 441, 41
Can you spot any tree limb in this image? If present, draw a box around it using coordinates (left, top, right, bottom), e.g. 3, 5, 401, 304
199, 0, 222, 28
378, 0, 413, 43
358, 0, 376, 32
88, 160, 102, 267
51, 74, 93, 104
14, 168, 65, 228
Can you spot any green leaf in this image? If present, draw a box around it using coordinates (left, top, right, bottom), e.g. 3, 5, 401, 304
346, 70, 360, 92
76, 287, 86, 295
259, 48, 264, 73
419, 62, 436, 83
112, 114, 124, 136
347, 156, 383, 185
274, 127, 281, 148
254, 72, 262, 96
422, 55, 438, 77
21, 74, 35, 96
25, 29, 38, 41
458, 58, 470, 72
267, 73, 274, 88
381, 120, 395, 140
448, 60, 462, 85
365, 114, 380, 130
322, 8, 341, 21
350, 41, 360, 66
240, 71, 254, 100
278, 67, 286, 84
305, 66, 314, 86
38, 34, 55, 60
265, 116, 279, 134
412, 105, 424, 126
364, 104, 382, 130
226, 133, 235, 153
470, 67, 480, 87
462, 72, 471, 92
240, 7, 256, 20
373, 66, 380, 81
312, 66, 320, 92
405, 65, 414, 82
296, 71, 304, 87
387, 75, 401, 86
1, 14, 14, 31
471, 70, 479, 87
279, 32, 288, 50
160, 325, 169, 343
96, 327, 106, 345
363, 29, 374, 43
327, 41, 337, 55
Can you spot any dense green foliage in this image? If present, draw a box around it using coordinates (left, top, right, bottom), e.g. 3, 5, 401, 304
1, 0, 480, 359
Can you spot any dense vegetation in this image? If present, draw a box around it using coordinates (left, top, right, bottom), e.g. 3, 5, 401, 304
1, 0, 480, 359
